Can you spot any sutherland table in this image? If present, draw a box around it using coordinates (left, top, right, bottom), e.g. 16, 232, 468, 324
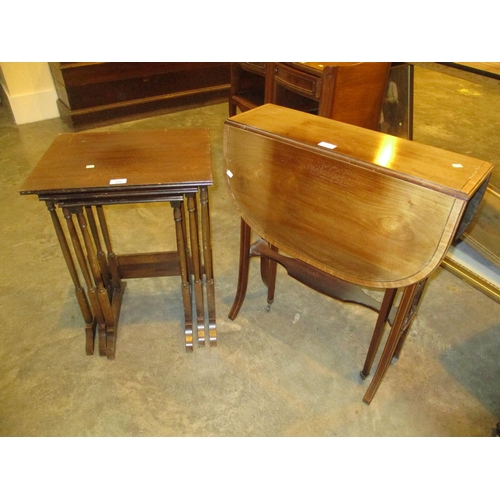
224, 104, 493, 403
20, 129, 217, 359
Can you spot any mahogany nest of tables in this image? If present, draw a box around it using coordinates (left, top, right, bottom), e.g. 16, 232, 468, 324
20, 128, 217, 359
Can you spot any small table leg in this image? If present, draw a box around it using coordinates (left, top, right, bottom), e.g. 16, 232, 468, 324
106, 281, 127, 359
360, 287, 398, 379
392, 278, 428, 361
172, 201, 194, 352
46, 202, 96, 354
75, 208, 117, 359
187, 193, 205, 347
362, 281, 424, 404
260, 243, 278, 312
96, 205, 122, 292
200, 187, 217, 346
63, 207, 108, 356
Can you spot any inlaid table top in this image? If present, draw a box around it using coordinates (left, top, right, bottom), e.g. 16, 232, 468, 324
224, 104, 493, 288
226, 104, 491, 199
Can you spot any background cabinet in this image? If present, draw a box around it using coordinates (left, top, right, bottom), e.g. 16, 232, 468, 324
50, 62, 231, 130
229, 62, 393, 133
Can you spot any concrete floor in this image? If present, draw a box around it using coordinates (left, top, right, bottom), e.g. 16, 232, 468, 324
0, 66, 499, 439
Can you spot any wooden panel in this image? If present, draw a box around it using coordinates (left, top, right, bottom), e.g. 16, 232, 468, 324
225, 125, 463, 288
224, 105, 494, 288
117, 252, 180, 278
274, 63, 322, 99
226, 104, 492, 198
53, 63, 229, 110
49, 62, 230, 130
228, 63, 274, 116
20, 129, 212, 194
55, 86, 229, 131
272, 62, 391, 130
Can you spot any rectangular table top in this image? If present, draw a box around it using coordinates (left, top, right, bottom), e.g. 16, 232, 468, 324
20, 128, 212, 195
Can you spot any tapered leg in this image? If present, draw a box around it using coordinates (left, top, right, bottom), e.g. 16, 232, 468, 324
260, 242, 278, 311
360, 287, 398, 379
393, 278, 428, 360
363, 282, 420, 404
228, 218, 252, 320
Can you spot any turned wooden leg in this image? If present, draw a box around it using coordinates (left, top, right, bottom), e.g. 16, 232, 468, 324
363, 282, 420, 404
360, 287, 398, 379
95, 206, 122, 292
63, 207, 107, 356
228, 218, 252, 320
187, 193, 205, 346
75, 208, 116, 359
172, 200, 194, 352
181, 200, 193, 279
200, 187, 217, 347
85, 206, 112, 297
46, 202, 96, 355
95, 205, 127, 359
392, 278, 427, 360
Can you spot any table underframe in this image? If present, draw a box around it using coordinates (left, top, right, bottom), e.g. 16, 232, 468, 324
42, 186, 216, 359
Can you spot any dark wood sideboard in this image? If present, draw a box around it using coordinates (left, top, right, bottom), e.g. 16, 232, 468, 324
50, 62, 231, 130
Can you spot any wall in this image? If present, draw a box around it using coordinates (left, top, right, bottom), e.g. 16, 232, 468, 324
0, 62, 60, 124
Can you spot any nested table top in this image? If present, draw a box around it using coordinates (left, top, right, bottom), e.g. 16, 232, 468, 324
20, 128, 212, 196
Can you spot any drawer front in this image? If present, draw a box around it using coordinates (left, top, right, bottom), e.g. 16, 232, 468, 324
274, 64, 321, 99
239, 62, 266, 75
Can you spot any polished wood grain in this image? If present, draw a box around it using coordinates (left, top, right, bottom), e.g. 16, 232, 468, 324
274, 62, 391, 130
50, 62, 231, 131
20, 129, 216, 357
225, 105, 492, 289
229, 62, 391, 133
229, 63, 275, 116
20, 129, 212, 194
224, 104, 493, 403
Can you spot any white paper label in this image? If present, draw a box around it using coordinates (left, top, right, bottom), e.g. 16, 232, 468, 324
318, 141, 337, 150
86, 164, 95, 169
226, 170, 234, 178
452, 163, 463, 168
110, 178, 127, 185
